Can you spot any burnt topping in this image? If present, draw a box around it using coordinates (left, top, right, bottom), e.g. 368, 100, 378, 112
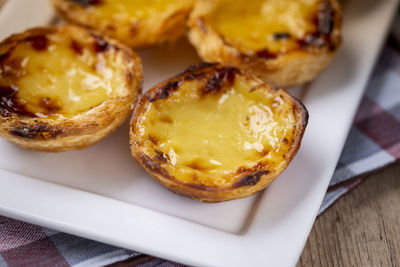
273, 32, 291, 40
69, 0, 103, 7
93, 34, 112, 53
154, 150, 169, 163
0, 43, 38, 117
299, 34, 325, 49
26, 35, 48, 51
317, 1, 335, 35
0, 27, 128, 120
147, 81, 181, 103
70, 40, 83, 55
147, 63, 240, 103
258, 148, 270, 157
38, 97, 61, 114
219, 0, 338, 59
178, 62, 217, 78
298, 0, 337, 50
178, 63, 214, 81
202, 66, 238, 95
0, 53, 10, 64
139, 153, 172, 179
0, 85, 60, 117
256, 49, 278, 59
10, 122, 62, 140
125, 71, 134, 86
147, 134, 159, 145
0, 85, 35, 117
234, 171, 269, 187
160, 115, 173, 124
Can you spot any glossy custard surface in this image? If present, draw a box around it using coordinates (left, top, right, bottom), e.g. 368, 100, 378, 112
205, 0, 319, 54
137, 76, 297, 187
0, 31, 123, 117
83, 0, 192, 21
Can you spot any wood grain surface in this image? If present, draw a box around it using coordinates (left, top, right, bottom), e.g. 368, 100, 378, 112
298, 163, 400, 267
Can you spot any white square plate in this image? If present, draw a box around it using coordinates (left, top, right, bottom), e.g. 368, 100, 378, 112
0, 0, 398, 266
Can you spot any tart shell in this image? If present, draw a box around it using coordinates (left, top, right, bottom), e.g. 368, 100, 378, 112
0, 25, 143, 152
52, 0, 193, 48
130, 63, 308, 202
187, 0, 342, 87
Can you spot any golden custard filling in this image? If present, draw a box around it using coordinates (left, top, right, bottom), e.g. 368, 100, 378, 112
137, 75, 297, 187
81, 0, 192, 21
0, 31, 124, 117
205, 0, 320, 54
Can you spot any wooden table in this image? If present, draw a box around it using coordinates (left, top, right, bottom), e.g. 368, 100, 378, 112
298, 163, 400, 266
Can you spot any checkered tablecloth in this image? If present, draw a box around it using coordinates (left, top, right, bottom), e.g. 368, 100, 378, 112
1, 24, 400, 267
319, 37, 400, 214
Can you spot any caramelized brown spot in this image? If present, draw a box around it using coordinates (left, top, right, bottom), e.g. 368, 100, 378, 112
256, 49, 277, 59
272, 100, 281, 107
186, 160, 213, 171
130, 23, 139, 37
178, 62, 216, 79
299, 34, 325, 49
249, 84, 264, 93
154, 150, 169, 163
273, 32, 291, 40
283, 138, 289, 144
242, 116, 250, 127
0, 85, 36, 117
126, 71, 134, 85
259, 149, 270, 157
234, 171, 269, 187
184, 71, 207, 81
106, 24, 117, 32
1, 56, 24, 79
202, 66, 238, 95
235, 166, 248, 174
138, 154, 172, 179
317, 0, 335, 36
0, 53, 10, 64
39, 97, 61, 114
235, 162, 264, 175
191, 173, 201, 183
147, 81, 181, 103
148, 134, 159, 145
10, 122, 62, 140
70, 0, 103, 7
148, 63, 239, 102
298, 0, 337, 50
70, 40, 83, 55
160, 116, 173, 124
26, 35, 48, 51
92, 34, 112, 53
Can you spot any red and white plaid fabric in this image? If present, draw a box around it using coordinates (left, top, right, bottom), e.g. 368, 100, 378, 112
319, 37, 400, 214
1, 21, 400, 267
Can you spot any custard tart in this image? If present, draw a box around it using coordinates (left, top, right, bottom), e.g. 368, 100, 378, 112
0, 25, 142, 152
53, 0, 194, 48
187, 0, 342, 87
130, 63, 308, 202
